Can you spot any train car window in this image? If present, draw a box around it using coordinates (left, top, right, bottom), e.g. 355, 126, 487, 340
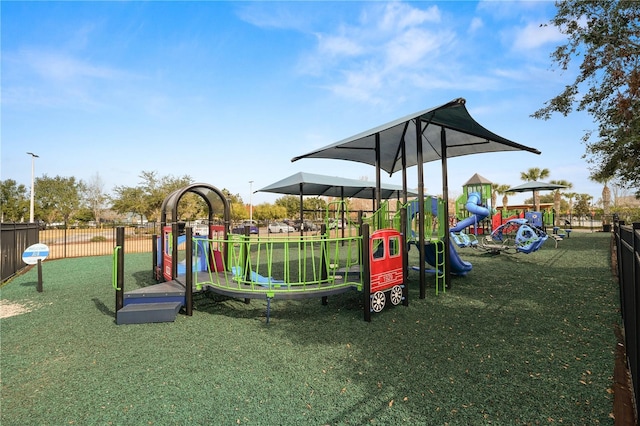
372, 237, 385, 259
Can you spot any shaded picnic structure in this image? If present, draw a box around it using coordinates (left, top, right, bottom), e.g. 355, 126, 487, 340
257, 171, 418, 234
292, 97, 541, 296
506, 180, 568, 212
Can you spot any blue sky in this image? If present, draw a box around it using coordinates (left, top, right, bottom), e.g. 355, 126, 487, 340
2, 1, 603, 207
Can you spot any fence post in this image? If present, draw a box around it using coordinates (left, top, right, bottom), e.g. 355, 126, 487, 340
615, 220, 624, 316
632, 222, 640, 412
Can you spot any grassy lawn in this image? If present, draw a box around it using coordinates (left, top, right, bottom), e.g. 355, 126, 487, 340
1, 231, 618, 424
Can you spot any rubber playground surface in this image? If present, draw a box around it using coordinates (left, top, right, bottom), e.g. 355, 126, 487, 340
1, 231, 619, 424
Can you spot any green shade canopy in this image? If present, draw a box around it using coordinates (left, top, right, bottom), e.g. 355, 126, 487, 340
291, 98, 540, 174
258, 172, 417, 199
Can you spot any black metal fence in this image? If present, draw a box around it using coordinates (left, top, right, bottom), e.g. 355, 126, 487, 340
38, 224, 159, 260
1, 222, 40, 282
1, 223, 160, 283
614, 220, 640, 415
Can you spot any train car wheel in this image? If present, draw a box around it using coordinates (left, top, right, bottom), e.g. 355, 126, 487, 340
371, 291, 385, 312
389, 285, 403, 305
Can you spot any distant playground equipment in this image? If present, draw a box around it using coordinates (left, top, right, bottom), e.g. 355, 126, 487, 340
450, 191, 490, 248
479, 218, 549, 254
113, 183, 407, 325
455, 173, 493, 236
452, 200, 552, 255
449, 175, 556, 255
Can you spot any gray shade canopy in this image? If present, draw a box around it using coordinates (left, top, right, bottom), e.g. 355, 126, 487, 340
506, 181, 567, 212
291, 98, 541, 174
291, 97, 541, 298
258, 172, 417, 199
506, 181, 568, 193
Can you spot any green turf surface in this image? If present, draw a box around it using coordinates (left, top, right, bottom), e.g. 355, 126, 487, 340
1, 231, 618, 424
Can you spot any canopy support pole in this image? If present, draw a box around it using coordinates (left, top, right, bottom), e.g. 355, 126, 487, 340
441, 127, 452, 289
299, 183, 304, 236
401, 137, 409, 280
416, 118, 426, 299
375, 133, 382, 212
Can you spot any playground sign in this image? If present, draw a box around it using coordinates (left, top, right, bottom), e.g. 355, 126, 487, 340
22, 243, 50, 265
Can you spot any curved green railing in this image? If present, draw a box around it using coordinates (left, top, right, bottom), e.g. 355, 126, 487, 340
192, 233, 363, 294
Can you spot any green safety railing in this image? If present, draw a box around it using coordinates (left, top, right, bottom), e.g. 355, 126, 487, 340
192, 233, 364, 293
112, 245, 121, 290
362, 199, 400, 232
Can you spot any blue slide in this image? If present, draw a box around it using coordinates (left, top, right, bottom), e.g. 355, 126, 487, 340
408, 196, 476, 276
450, 192, 490, 233
422, 241, 473, 276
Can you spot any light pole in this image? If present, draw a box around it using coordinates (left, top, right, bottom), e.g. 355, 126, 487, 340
249, 180, 254, 223
26, 152, 39, 223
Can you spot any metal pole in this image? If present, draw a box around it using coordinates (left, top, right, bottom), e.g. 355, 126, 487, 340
26, 152, 39, 223
416, 118, 426, 299
299, 183, 304, 237
362, 223, 371, 322
440, 127, 451, 289
36, 259, 43, 293
185, 227, 193, 316
115, 227, 125, 312
249, 180, 254, 223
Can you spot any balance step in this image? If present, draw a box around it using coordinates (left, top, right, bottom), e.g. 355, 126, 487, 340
116, 301, 183, 325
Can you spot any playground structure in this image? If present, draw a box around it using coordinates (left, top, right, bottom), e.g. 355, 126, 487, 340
479, 218, 550, 254
113, 183, 407, 325
451, 196, 552, 255
111, 99, 544, 323
454, 173, 493, 236
438, 188, 554, 256
365, 193, 474, 291
450, 191, 490, 248
112, 179, 558, 326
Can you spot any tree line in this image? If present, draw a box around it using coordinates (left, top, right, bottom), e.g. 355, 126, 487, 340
0, 171, 341, 226
4, 165, 638, 228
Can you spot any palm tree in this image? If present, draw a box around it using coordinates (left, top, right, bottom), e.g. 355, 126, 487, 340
494, 184, 514, 212
520, 167, 550, 211
490, 183, 499, 212
592, 178, 611, 225
550, 180, 572, 226
563, 192, 578, 225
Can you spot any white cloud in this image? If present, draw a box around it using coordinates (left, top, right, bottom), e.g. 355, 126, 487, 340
383, 27, 446, 69
376, 2, 441, 32
1, 48, 140, 110
12, 49, 126, 82
236, 3, 306, 31
317, 33, 364, 58
295, 2, 457, 104
512, 22, 565, 50
468, 17, 483, 33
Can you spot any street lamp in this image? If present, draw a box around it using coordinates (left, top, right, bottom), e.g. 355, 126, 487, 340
26, 152, 39, 223
249, 180, 254, 223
